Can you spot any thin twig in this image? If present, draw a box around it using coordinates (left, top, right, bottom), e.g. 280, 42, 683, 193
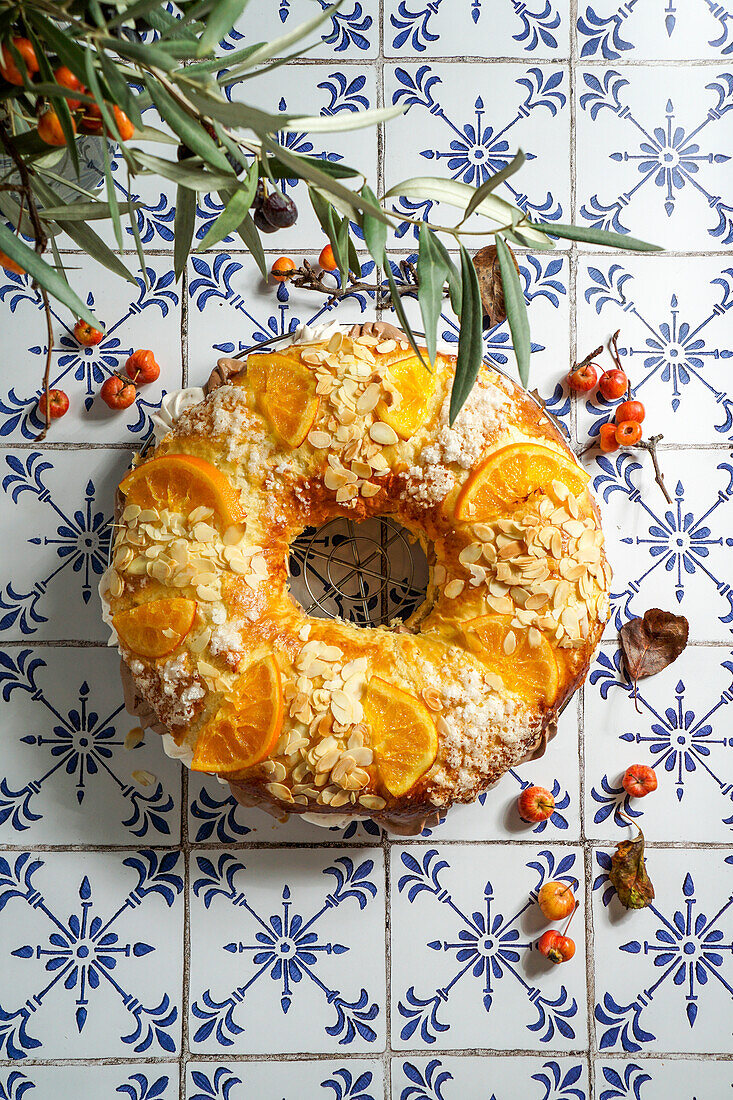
0, 117, 47, 254
34, 287, 54, 443
635, 433, 672, 504
290, 258, 437, 309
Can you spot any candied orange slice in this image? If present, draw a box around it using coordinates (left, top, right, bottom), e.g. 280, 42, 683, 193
191, 654, 283, 774
454, 442, 590, 522
119, 454, 244, 528
113, 598, 196, 659
247, 352, 319, 447
462, 614, 559, 706
376, 354, 436, 440
362, 677, 438, 797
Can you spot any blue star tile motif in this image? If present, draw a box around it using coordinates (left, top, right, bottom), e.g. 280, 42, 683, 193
187, 1061, 382, 1098
219, 1, 377, 57
0, 851, 183, 1059
189, 850, 385, 1052
386, 0, 567, 57
577, 1, 733, 60
593, 851, 733, 1052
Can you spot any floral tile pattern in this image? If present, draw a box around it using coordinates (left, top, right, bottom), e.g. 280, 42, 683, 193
0, 14, 732, 1099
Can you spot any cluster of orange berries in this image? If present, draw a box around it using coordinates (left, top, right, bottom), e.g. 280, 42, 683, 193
567, 344, 646, 453
269, 244, 337, 283
0, 38, 134, 149
37, 319, 160, 421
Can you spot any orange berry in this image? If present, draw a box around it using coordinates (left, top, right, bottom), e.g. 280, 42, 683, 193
0, 250, 24, 275
319, 243, 337, 271
615, 420, 642, 447
80, 102, 104, 135
110, 105, 134, 142
598, 423, 619, 453
0, 38, 38, 86
38, 109, 74, 147
270, 256, 297, 282
54, 66, 85, 110
74, 319, 104, 346
538, 880, 576, 921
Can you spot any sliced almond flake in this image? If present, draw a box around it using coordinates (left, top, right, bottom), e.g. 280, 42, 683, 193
301, 350, 322, 365
356, 383, 381, 414
193, 522, 217, 543
126, 557, 148, 577
150, 561, 174, 583
498, 540, 524, 560
114, 547, 134, 569
482, 542, 498, 563
433, 563, 447, 585
132, 769, 156, 787
551, 531, 564, 560
108, 571, 124, 598
376, 338, 397, 353
503, 630, 517, 655
369, 451, 390, 471
421, 686, 442, 711
468, 564, 487, 586
515, 608, 535, 626
336, 484, 358, 503
489, 579, 509, 597
196, 584, 220, 602
487, 595, 514, 615
316, 748, 341, 773
444, 578, 465, 599
325, 468, 349, 491
124, 726, 144, 750
458, 543, 482, 565
267, 782, 294, 803
525, 591, 550, 610
551, 479, 570, 501
472, 523, 495, 542
528, 627, 542, 649
563, 519, 586, 538
138, 508, 159, 524
189, 628, 212, 654
361, 482, 381, 498
122, 504, 141, 523
369, 422, 399, 446
359, 793, 386, 810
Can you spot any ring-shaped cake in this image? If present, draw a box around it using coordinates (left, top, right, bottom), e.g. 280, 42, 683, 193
101, 321, 610, 834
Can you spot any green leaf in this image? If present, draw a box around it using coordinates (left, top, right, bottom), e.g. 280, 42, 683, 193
178, 87, 288, 134
460, 149, 525, 224
309, 186, 338, 240
144, 77, 231, 171
495, 234, 531, 388
132, 150, 236, 190
98, 35, 178, 71
385, 263, 426, 368
25, 23, 80, 178
173, 184, 196, 281
359, 182, 387, 266
433, 234, 462, 316
347, 235, 361, 280
196, 167, 258, 250
197, 0, 251, 55
102, 138, 125, 252
0, 223, 101, 329
449, 245, 483, 425
334, 213, 350, 287
235, 211, 268, 279
227, 0, 346, 71
26, 11, 89, 85
38, 201, 135, 221
417, 224, 449, 368
99, 51, 143, 127
126, 172, 149, 287
185, 42, 262, 75
83, 49, 122, 144
285, 103, 404, 134
532, 221, 663, 252
266, 154, 359, 180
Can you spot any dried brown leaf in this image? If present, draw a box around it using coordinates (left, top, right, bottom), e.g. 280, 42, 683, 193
472, 244, 519, 328
619, 608, 689, 704
609, 821, 655, 909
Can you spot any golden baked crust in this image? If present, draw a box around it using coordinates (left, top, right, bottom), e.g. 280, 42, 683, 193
103, 324, 610, 834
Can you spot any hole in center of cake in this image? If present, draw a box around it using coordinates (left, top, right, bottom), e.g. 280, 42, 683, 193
288, 516, 429, 628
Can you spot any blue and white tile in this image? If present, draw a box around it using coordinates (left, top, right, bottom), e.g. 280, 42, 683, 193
577, 256, 733, 447
223, 0, 378, 58
0, 849, 183, 1060
587, 447, 733, 642
390, 844, 586, 1050
188, 848, 386, 1053
0, 256, 182, 444
0, 1065, 178, 1099
384, 0, 570, 58
384, 64, 570, 245
585, 644, 733, 842
595, 1058, 733, 1099
575, 66, 733, 251
577, 1, 733, 61
419, 699, 581, 841
593, 847, 733, 1053
387, 252, 572, 434
0, 646, 181, 845
186, 1061, 384, 1099
186, 252, 375, 382
392, 1056, 589, 1099
196, 67, 378, 249
0, 448, 129, 641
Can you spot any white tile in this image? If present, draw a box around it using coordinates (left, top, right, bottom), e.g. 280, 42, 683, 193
186, 1060, 384, 1099
0, 256, 182, 444
0, 849, 183, 1058
592, 846, 733, 1053
575, 67, 733, 251
383, 64, 571, 246
390, 844, 587, 1050
595, 1058, 733, 1098
577, 2, 733, 60
385, 0, 571, 58
0, 646, 181, 845
586, 447, 733, 642
226, 0, 379, 58
584, 644, 733, 843
0, 1065, 179, 1098
0, 449, 129, 641
576, 257, 733, 447
392, 1056, 589, 1098
188, 848, 386, 1053
187, 252, 375, 383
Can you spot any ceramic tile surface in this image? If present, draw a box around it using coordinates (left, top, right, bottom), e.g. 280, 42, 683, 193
1, 8, 732, 1097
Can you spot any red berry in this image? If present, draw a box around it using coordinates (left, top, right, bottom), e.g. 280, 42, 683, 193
538, 929, 576, 965
0, 38, 38, 86
74, 319, 104, 346
615, 399, 645, 425
38, 109, 74, 147
517, 785, 555, 823
598, 368, 628, 401
567, 363, 597, 393
80, 102, 104, 135
101, 376, 136, 410
615, 420, 642, 447
125, 349, 160, 384
538, 881, 576, 921
622, 764, 658, 798
54, 66, 85, 111
599, 423, 619, 453
319, 243, 337, 272
38, 388, 69, 419
109, 106, 134, 142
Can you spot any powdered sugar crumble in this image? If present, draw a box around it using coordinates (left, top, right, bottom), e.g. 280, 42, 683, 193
418, 379, 508, 470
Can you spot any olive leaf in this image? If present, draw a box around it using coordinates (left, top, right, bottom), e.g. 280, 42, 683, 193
609, 821, 655, 910
619, 608, 689, 706
495, 234, 530, 387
